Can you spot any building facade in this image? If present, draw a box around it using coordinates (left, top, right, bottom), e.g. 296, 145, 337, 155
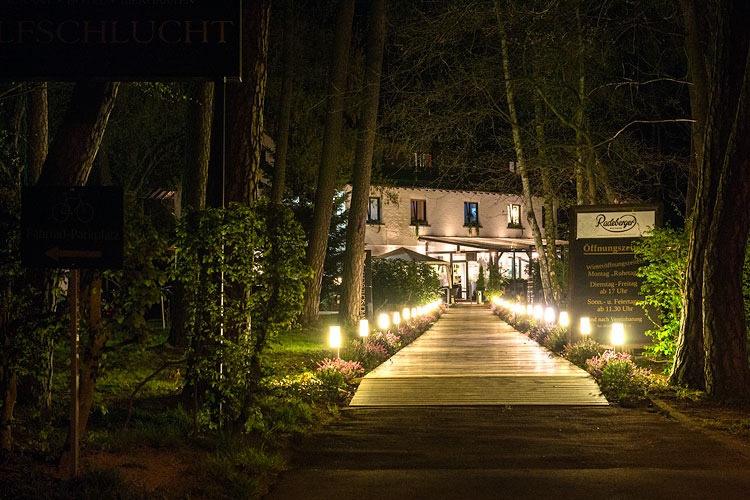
353, 185, 561, 301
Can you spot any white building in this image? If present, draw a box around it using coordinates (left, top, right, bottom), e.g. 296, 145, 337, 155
355, 185, 562, 301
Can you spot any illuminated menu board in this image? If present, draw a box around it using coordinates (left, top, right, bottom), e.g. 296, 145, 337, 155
568, 205, 659, 346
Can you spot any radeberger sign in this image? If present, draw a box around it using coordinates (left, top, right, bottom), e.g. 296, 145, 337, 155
568, 205, 659, 346
0, 0, 241, 80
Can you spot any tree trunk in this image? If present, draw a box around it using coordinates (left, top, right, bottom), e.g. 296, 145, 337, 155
37, 82, 119, 187
225, 0, 270, 205
27, 82, 48, 185
302, 0, 356, 325
700, 0, 750, 398
496, 5, 553, 304
270, 0, 295, 205
533, 87, 562, 305
339, 0, 387, 324
170, 82, 214, 349
671, 0, 750, 397
679, 0, 709, 218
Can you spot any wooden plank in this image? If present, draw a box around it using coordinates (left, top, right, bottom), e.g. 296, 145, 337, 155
350, 305, 608, 407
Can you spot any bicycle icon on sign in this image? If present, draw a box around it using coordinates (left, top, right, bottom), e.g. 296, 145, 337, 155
52, 191, 96, 224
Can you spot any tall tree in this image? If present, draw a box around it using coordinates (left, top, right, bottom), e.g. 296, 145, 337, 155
671, 0, 750, 398
339, 0, 387, 323
302, 0, 356, 325
270, 0, 295, 205
170, 82, 214, 348
496, 1, 556, 305
27, 82, 48, 185
225, 0, 271, 205
37, 82, 119, 187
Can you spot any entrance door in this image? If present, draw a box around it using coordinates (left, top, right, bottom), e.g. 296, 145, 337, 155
452, 262, 467, 301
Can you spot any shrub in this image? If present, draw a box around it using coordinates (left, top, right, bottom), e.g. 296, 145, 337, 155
372, 258, 441, 310
369, 331, 402, 355
586, 350, 651, 402
600, 360, 651, 402
563, 338, 605, 369
526, 324, 551, 344
342, 340, 389, 371
543, 328, 569, 354
631, 226, 687, 358
315, 358, 364, 385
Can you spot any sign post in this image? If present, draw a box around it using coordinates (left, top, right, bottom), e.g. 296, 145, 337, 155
568, 205, 660, 347
22, 186, 123, 478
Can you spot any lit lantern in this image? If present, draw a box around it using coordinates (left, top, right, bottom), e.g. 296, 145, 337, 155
526, 304, 533, 315
393, 311, 401, 325
403, 308, 410, 321
329, 326, 341, 358
559, 311, 569, 327
612, 323, 624, 346
533, 305, 543, 320
544, 307, 555, 324
580, 317, 591, 335
359, 319, 369, 337
411, 308, 417, 318
378, 313, 390, 330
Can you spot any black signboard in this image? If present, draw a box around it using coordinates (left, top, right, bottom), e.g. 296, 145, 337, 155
568, 205, 660, 346
0, 1, 241, 80
21, 186, 123, 269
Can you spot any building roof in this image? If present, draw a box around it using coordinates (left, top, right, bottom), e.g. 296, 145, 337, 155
376, 247, 449, 265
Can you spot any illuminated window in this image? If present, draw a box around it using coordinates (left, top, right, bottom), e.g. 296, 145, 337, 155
464, 202, 479, 225
367, 197, 381, 223
411, 199, 427, 224
507, 203, 521, 228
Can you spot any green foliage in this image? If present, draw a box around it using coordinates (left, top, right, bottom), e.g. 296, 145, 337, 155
371, 258, 440, 310
173, 199, 311, 430
69, 468, 159, 500
476, 264, 486, 291
563, 338, 604, 369
486, 262, 507, 297
632, 226, 687, 358
543, 328, 569, 354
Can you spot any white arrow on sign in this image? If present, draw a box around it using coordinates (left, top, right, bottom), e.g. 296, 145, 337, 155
45, 247, 104, 261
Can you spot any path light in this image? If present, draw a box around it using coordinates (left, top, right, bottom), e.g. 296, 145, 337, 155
533, 304, 543, 320
612, 323, 624, 347
526, 304, 533, 316
402, 308, 410, 321
378, 313, 390, 330
544, 307, 555, 324
417, 306, 423, 316
492, 296, 501, 306
393, 311, 401, 325
359, 319, 369, 337
559, 311, 569, 328
329, 326, 341, 358
580, 317, 591, 335
411, 308, 417, 319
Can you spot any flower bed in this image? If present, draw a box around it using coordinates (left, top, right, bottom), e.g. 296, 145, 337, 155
489, 302, 655, 404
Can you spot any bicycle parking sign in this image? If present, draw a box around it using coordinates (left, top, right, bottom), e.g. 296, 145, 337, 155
21, 186, 123, 269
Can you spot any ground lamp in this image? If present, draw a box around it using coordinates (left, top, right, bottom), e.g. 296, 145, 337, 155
417, 306, 423, 316
359, 319, 369, 337
580, 317, 591, 336
393, 311, 401, 325
378, 313, 390, 330
544, 307, 555, 325
526, 304, 533, 316
411, 308, 417, 319
558, 311, 569, 328
403, 308, 410, 321
533, 305, 543, 321
611, 323, 624, 349
329, 326, 341, 358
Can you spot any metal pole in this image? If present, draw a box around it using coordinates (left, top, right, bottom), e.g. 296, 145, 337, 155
69, 269, 79, 478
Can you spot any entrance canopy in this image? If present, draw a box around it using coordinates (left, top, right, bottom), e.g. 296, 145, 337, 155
418, 235, 568, 252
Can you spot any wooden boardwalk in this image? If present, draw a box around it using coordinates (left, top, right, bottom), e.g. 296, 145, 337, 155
350, 305, 608, 406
